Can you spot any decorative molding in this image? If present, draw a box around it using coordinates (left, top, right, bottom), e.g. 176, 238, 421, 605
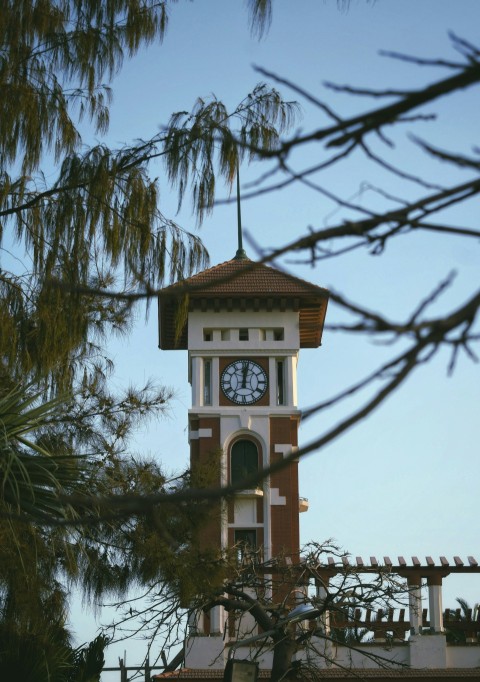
274, 444, 299, 458
190, 428, 213, 440
235, 489, 264, 498
270, 488, 286, 506
239, 410, 251, 430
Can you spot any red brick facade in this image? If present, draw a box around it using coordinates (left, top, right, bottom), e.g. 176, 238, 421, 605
189, 415, 222, 552
269, 416, 300, 561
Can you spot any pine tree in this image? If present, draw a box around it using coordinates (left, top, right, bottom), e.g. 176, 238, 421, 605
0, 1, 298, 673
0, 0, 288, 391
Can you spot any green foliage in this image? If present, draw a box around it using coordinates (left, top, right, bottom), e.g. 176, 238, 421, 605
0, 385, 83, 521
444, 598, 480, 644
0, 381, 173, 521
164, 83, 300, 222
68, 635, 109, 682
165, 546, 228, 607
0, 0, 206, 391
0, 383, 211, 673
0, 622, 72, 682
77, 455, 224, 606
0, 622, 108, 682
330, 613, 371, 645
0, 0, 298, 392
0, 0, 170, 172
190, 446, 222, 489
0, 383, 224, 619
246, 0, 273, 39
0, 0, 299, 670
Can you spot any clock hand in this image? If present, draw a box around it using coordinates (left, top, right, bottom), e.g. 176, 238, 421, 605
242, 362, 248, 388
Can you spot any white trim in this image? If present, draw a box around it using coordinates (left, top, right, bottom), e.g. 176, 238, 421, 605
188, 407, 302, 418
189, 428, 213, 440
274, 444, 299, 458
239, 409, 251, 429
189, 349, 299, 357
212, 356, 220, 407
270, 488, 286, 506
268, 356, 276, 406
191, 356, 201, 406
187, 310, 300, 351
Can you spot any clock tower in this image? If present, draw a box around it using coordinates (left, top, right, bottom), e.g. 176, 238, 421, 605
158, 251, 328, 668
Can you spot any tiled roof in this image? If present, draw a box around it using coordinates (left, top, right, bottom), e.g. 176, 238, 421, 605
153, 668, 480, 680
159, 258, 328, 298
294, 671, 480, 679
299, 671, 480, 679
157, 258, 329, 350
154, 670, 271, 679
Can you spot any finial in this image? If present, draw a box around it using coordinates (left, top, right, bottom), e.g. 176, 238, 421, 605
234, 163, 248, 260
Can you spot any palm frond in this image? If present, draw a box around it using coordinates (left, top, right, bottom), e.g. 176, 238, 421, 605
0, 384, 86, 522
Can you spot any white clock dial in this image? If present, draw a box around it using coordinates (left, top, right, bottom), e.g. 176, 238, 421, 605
221, 360, 268, 405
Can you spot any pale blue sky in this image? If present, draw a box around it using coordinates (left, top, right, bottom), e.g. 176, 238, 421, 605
69, 1, 480, 673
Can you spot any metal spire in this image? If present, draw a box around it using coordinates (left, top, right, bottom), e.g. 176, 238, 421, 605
234, 163, 248, 260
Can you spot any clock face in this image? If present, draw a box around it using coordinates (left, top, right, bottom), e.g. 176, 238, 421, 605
221, 360, 268, 405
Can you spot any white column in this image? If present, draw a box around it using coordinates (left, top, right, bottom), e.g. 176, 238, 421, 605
210, 606, 222, 634
314, 577, 334, 665
427, 576, 444, 633
407, 575, 423, 634
289, 355, 298, 407
191, 356, 201, 406
212, 356, 220, 407
268, 356, 277, 406
316, 582, 330, 635
218, 604, 227, 637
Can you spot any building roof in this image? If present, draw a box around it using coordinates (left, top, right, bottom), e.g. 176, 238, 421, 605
153, 671, 270, 679
157, 258, 329, 349
153, 668, 480, 680
159, 258, 328, 297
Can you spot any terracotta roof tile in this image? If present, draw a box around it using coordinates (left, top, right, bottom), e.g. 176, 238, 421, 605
153, 668, 480, 680
154, 669, 270, 679
159, 258, 328, 298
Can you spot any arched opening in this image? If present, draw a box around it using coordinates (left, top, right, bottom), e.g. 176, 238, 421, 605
230, 439, 259, 485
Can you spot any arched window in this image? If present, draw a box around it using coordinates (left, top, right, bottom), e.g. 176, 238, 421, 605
230, 439, 258, 485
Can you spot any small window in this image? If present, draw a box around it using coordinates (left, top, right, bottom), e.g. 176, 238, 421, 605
203, 329, 212, 341
221, 329, 230, 341
259, 329, 266, 341
234, 529, 257, 562
239, 328, 249, 341
204, 359, 212, 405
276, 360, 285, 406
274, 328, 284, 341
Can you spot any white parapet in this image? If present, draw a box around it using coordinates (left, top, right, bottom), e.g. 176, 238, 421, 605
409, 634, 447, 668
184, 635, 226, 670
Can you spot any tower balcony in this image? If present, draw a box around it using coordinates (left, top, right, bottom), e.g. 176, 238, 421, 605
299, 496, 309, 512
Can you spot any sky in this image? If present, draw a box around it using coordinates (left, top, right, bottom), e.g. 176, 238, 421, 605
68, 0, 480, 675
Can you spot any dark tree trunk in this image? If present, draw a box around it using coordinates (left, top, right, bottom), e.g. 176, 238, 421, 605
271, 634, 296, 682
